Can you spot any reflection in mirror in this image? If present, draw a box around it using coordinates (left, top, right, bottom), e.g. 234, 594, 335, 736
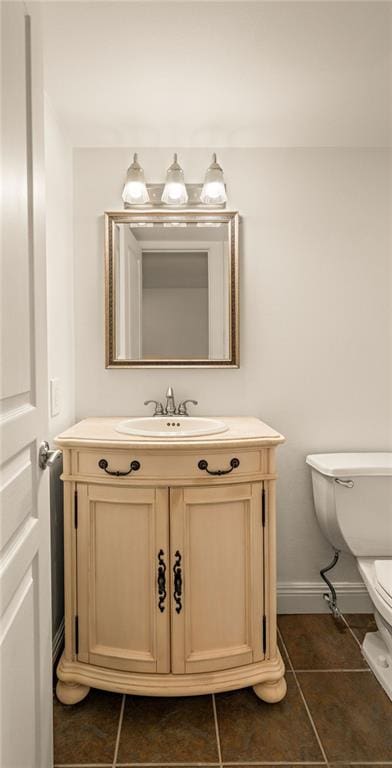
106, 212, 239, 367
141, 250, 209, 359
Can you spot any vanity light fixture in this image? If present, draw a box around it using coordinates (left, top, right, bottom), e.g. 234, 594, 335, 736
200, 153, 227, 205
122, 152, 228, 208
122, 153, 150, 205
161, 153, 188, 206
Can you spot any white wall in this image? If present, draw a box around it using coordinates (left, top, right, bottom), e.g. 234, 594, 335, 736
44, 94, 75, 440
73, 147, 391, 609
142, 287, 209, 359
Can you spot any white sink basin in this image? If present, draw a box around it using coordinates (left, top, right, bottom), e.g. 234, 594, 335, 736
116, 416, 229, 438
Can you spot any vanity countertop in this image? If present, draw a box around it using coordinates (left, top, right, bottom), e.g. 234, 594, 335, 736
55, 416, 285, 450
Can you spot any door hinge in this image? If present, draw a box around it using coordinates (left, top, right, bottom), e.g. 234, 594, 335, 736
262, 614, 267, 654
74, 489, 78, 529
75, 615, 79, 655
261, 487, 266, 527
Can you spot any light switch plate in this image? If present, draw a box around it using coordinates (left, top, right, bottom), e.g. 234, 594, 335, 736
50, 378, 61, 417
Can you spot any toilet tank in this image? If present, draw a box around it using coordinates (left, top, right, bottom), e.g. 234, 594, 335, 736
306, 453, 392, 557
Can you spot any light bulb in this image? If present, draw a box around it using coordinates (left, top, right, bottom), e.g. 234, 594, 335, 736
200, 153, 227, 205
122, 181, 149, 204
122, 154, 149, 205
161, 154, 188, 206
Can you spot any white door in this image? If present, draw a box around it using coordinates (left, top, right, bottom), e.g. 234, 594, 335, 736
207, 241, 230, 360
126, 227, 142, 359
115, 226, 142, 360
1, 3, 53, 767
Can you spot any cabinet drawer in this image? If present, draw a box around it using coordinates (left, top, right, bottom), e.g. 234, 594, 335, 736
73, 447, 267, 483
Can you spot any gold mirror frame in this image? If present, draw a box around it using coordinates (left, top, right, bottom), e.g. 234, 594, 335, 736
104, 210, 239, 368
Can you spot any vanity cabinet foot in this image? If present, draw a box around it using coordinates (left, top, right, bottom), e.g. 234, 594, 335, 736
56, 680, 90, 705
253, 676, 287, 704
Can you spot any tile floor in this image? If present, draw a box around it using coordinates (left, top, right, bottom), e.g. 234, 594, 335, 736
53, 613, 392, 768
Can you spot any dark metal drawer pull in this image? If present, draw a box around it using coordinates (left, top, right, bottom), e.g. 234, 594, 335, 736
98, 459, 141, 476
173, 550, 182, 614
197, 457, 240, 476
157, 549, 167, 612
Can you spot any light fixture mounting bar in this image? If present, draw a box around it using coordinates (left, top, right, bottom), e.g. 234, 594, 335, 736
123, 183, 227, 209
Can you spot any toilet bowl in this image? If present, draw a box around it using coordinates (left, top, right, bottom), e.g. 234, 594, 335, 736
357, 557, 392, 696
306, 452, 392, 699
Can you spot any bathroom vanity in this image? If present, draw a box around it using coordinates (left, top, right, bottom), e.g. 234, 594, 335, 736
55, 416, 286, 704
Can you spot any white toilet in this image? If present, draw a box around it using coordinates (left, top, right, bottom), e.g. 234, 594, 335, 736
306, 452, 392, 699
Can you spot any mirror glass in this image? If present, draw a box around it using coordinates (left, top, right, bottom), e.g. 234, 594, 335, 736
105, 212, 239, 367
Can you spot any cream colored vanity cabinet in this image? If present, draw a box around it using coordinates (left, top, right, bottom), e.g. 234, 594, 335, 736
76, 484, 170, 674
55, 417, 286, 705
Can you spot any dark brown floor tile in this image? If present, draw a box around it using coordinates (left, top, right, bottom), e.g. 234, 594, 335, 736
53, 688, 122, 764
344, 612, 377, 643
298, 671, 392, 762
328, 765, 392, 768
278, 614, 367, 669
215, 673, 323, 762
278, 635, 290, 666
117, 695, 218, 763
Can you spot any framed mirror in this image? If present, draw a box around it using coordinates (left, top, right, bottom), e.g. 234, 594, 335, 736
105, 210, 239, 367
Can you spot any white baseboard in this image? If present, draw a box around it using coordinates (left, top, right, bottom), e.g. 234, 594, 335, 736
277, 581, 372, 614
52, 618, 65, 665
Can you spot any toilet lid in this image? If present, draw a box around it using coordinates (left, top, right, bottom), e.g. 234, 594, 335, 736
375, 560, 392, 605
306, 452, 392, 477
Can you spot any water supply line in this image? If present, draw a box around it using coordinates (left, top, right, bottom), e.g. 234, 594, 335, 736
320, 549, 342, 619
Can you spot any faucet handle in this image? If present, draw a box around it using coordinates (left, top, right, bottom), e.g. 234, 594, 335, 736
144, 400, 164, 416
178, 399, 198, 416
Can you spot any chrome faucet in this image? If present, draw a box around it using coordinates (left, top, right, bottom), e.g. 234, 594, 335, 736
144, 387, 198, 416
165, 386, 176, 416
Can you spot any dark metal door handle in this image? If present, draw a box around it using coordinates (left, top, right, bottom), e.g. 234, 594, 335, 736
197, 457, 240, 476
98, 459, 141, 476
157, 549, 167, 612
173, 550, 182, 614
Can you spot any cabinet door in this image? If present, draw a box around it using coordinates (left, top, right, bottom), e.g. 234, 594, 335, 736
76, 484, 170, 673
170, 483, 264, 674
